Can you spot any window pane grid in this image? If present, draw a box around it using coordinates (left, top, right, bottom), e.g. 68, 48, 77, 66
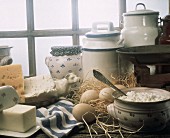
0, 0, 127, 76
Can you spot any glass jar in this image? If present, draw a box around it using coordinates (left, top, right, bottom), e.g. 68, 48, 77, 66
45, 46, 82, 80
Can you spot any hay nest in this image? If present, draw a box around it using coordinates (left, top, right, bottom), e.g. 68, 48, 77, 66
70, 73, 138, 114
69, 73, 141, 138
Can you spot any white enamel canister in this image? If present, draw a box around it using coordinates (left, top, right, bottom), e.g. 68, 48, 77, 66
82, 22, 123, 80
121, 3, 159, 47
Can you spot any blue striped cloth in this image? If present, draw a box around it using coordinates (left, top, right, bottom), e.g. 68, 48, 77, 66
36, 99, 84, 138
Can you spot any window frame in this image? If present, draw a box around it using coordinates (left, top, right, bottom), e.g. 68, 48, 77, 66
0, 0, 132, 76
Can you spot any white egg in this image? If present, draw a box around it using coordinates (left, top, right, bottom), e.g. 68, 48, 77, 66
72, 103, 96, 123
80, 90, 99, 103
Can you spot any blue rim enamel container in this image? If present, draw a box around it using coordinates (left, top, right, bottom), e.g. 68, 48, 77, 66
82, 22, 123, 80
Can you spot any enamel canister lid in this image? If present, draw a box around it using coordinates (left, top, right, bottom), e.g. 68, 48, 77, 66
123, 3, 159, 16
85, 22, 120, 38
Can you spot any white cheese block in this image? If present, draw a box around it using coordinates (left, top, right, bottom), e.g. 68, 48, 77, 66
24, 74, 56, 97
0, 104, 36, 132
24, 75, 60, 105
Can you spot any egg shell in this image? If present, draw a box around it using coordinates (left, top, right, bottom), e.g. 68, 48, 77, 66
80, 90, 99, 103
99, 87, 115, 102
99, 85, 126, 102
115, 84, 126, 90
72, 103, 96, 123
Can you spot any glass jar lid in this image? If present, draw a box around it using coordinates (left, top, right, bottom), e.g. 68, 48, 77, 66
50, 45, 82, 56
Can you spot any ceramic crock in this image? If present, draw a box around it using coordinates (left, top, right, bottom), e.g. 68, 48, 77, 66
121, 3, 159, 47
82, 22, 123, 80
0, 46, 13, 66
45, 46, 82, 82
107, 87, 170, 132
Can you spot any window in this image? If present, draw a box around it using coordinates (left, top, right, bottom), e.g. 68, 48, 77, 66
0, 0, 27, 31
78, 0, 119, 28
34, 0, 72, 29
0, 0, 169, 77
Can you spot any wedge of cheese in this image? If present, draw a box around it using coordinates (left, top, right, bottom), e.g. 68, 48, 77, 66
0, 64, 25, 103
0, 104, 36, 132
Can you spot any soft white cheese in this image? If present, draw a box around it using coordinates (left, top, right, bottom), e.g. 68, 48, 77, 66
24, 75, 56, 97
0, 104, 36, 132
119, 91, 168, 102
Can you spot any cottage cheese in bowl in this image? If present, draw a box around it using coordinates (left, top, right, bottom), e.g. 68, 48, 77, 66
108, 87, 170, 132
118, 90, 170, 102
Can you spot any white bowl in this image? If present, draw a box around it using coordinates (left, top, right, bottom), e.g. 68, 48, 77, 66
107, 87, 170, 132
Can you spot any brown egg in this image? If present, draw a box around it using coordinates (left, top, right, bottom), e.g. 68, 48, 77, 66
80, 90, 99, 103
99, 85, 126, 102
72, 103, 96, 123
99, 87, 114, 102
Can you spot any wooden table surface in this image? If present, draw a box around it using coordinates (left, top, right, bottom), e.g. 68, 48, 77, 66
1, 99, 170, 138
1, 121, 170, 138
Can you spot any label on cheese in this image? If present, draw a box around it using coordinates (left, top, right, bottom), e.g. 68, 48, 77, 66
0, 64, 25, 103
0, 104, 36, 132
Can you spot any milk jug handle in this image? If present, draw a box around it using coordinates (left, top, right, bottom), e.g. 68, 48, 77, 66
92, 22, 114, 33
135, 3, 146, 10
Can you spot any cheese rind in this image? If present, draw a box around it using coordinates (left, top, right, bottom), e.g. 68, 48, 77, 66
0, 104, 36, 132
0, 64, 24, 103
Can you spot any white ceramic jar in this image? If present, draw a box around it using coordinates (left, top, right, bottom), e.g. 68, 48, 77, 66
121, 3, 159, 47
45, 46, 82, 81
82, 22, 123, 80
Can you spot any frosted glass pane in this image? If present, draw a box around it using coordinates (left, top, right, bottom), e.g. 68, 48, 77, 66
0, 38, 29, 76
79, 0, 119, 28
0, 0, 26, 31
34, 0, 72, 29
35, 36, 72, 75
79, 36, 85, 46
126, 0, 169, 18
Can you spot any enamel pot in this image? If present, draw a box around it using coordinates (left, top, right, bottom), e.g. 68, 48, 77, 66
121, 3, 160, 47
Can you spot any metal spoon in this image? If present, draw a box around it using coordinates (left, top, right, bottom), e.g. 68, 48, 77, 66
93, 69, 127, 98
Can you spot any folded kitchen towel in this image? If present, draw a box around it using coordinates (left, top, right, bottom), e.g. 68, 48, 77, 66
36, 99, 84, 138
